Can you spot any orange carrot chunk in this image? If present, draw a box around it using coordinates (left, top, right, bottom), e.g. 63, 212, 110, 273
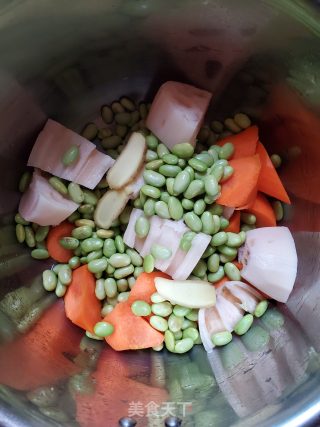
128, 271, 170, 304
218, 126, 259, 159
246, 192, 277, 227
64, 265, 101, 333
256, 142, 291, 204
218, 154, 261, 208
104, 301, 164, 351
47, 221, 74, 262
224, 211, 240, 233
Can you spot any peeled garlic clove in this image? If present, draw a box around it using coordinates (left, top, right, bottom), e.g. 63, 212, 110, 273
154, 277, 216, 309
238, 227, 297, 303
107, 132, 147, 190
94, 188, 130, 229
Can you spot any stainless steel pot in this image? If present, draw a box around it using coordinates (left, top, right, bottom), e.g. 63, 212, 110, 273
0, 1, 320, 426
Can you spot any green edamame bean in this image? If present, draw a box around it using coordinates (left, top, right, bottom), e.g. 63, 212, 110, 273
155, 201, 170, 219
120, 96, 135, 112
221, 165, 234, 182
204, 175, 219, 197
68, 211, 81, 223
146, 149, 158, 162
103, 238, 116, 258
18, 171, 32, 192
115, 125, 127, 138
140, 189, 148, 206
184, 212, 202, 232
150, 315, 168, 332
31, 248, 49, 260
157, 143, 170, 158
81, 237, 103, 253
95, 279, 106, 300
270, 154, 282, 168
143, 199, 156, 216
15, 213, 29, 225
209, 203, 224, 216
58, 265, 72, 285
211, 231, 227, 246
59, 237, 79, 250
135, 216, 150, 238
168, 196, 184, 220
184, 179, 204, 199
208, 266, 225, 283
96, 229, 114, 239
146, 134, 159, 149
83, 189, 98, 206
173, 305, 191, 317
173, 330, 183, 340
186, 309, 198, 321
109, 253, 131, 268
163, 153, 178, 165
210, 163, 225, 182
143, 170, 166, 187
195, 152, 214, 167
172, 143, 194, 159
114, 264, 134, 279
80, 256, 88, 264
104, 278, 118, 298
152, 302, 173, 317
131, 300, 151, 317
88, 258, 108, 274
48, 177, 68, 195
34, 226, 49, 243
201, 211, 215, 235
211, 331, 232, 346
134, 266, 144, 278
145, 159, 163, 171
87, 250, 103, 263
219, 142, 234, 160
234, 112, 251, 129
181, 198, 194, 211
159, 164, 182, 177
193, 199, 206, 216
101, 105, 114, 123
141, 184, 161, 199
218, 245, 237, 257
211, 121, 224, 133
182, 319, 197, 330
224, 262, 241, 280
42, 270, 57, 291
159, 192, 169, 204
126, 249, 143, 267
175, 338, 194, 353
78, 204, 95, 215
179, 231, 195, 251
97, 128, 112, 140
68, 256, 80, 269
128, 276, 136, 289
164, 330, 175, 352
226, 232, 243, 247
55, 281, 67, 297
207, 253, 220, 273
220, 217, 229, 230
151, 292, 166, 303
254, 300, 269, 318
15, 224, 25, 243
240, 212, 256, 225
151, 244, 172, 260
25, 226, 36, 248
143, 254, 155, 273
62, 145, 79, 166
166, 178, 176, 196
101, 304, 114, 316
234, 314, 254, 335
192, 260, 207, 278
72, 226, 93, 240
241, 224, 255, 232
201, 245, 216, 258
183, 327, 199, 342
272, 201, 284, 221
188, 158, 208, 172
117, 279, 128, 292
101, 135, 122, 149
94, 321, 114, 337
168, 314, 184, 333
184, 165, 195, 180
173, 170, 191, 195
115, 112, 131, 125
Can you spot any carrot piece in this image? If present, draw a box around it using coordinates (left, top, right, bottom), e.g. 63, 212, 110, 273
128, 271, 170, 304
217, 154, 261, 208
218, 126, 259, 159
64, 265, 101, 333
0, 300, 82, 390
214, 277, 229, 289
75, 348, 168, 427
256, 142, 291, 204
104, 301, 164, 351
246, 192, 277, 227
232, 261, 243, 271
47, 221, 75, 262
224, 211, 240, 233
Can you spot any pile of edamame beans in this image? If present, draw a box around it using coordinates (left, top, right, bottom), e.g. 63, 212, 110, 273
14, 95, 284, 352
